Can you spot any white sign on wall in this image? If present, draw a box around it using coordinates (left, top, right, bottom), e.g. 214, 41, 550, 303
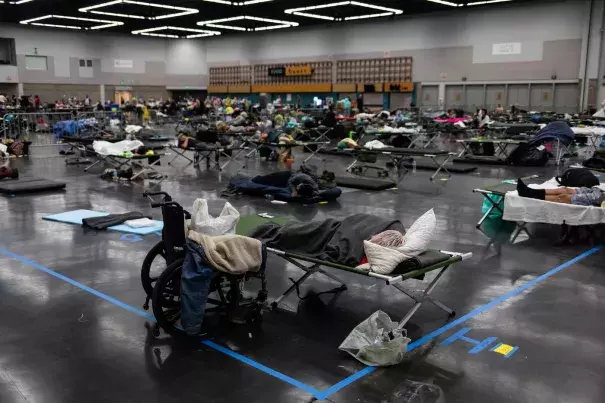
114, 59, 134, 69
492, 43, 522, 55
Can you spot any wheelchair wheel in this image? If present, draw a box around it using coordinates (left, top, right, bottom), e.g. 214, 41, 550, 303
141, 241, 167, 298
151, 259, 185, 338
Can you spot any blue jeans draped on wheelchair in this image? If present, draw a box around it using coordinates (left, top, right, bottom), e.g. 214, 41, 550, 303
181, 241, 215, 336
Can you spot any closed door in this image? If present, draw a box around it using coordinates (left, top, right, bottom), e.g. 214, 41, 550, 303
445, 85, 464, 109
420, 85, 438, 109
390, 93, 411, 109
486, 85, 506, 111
530, 84, 553, 112
553, 83, 580, 114
465, 85, 485, 112
507, 84, 530, 111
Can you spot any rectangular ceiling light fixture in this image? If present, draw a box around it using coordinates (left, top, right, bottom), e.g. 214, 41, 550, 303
285, 1, 402, 22
1, 0, 35, 4
79, 0, 198, 20
20, 15, 124, 30
201, 0, 273, 5
132, 26, 221, 38
466, 0, 512, 6
198, 16, 298, 32
425, 0, 512, 6
424, 0, 463, 6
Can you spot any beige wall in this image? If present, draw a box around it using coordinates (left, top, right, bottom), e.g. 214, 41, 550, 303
22, 84, 100, 102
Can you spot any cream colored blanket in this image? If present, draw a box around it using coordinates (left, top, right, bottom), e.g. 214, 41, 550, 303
188, 230, 263, 275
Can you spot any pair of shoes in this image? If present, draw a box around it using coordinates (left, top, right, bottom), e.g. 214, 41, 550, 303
0, 167, 18, 180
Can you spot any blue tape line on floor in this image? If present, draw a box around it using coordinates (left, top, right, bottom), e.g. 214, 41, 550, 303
314, 366, 375, 400
0, 247, 155, 321
315, 245, 603, 399
202, 341, 321, 396
0, 247, 321, 398
1, 245, 600, 400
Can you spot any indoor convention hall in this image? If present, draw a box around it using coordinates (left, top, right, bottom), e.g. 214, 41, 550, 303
1, 0, 605, 402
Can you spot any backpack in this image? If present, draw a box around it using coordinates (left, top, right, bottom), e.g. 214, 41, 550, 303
556, 168, 600, 188
505, 143, 548, 166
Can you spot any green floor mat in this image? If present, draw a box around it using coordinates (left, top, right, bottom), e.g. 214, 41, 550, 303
236, 215, 288, 236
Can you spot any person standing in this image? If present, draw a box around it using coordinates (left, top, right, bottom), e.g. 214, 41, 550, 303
356, 93, 364, 112
34, 95, 41, 108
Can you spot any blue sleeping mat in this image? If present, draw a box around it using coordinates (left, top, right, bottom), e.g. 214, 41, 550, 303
43, 209, 163, 235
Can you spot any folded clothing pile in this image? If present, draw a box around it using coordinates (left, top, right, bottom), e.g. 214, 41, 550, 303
82, 212, 151, 230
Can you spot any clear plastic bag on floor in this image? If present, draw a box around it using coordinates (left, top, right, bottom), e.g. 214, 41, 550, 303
339, 310, 411, 366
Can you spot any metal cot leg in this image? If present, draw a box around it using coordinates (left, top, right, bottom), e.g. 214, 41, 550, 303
428, 154, 453, 181
393, 265, 454, 331
219, 147, 246, 171
346, 155, 361, 172
272, 269, 315, 307
476, 193, 504, 228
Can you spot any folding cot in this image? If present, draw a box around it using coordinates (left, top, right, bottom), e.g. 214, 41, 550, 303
571, 126, 605, 153
169, 130, 251, 171
474, 175, 605, 244
457, 138, 525, 160
472, 176, 539, 243
502, 177, 605, 226
59, 136, 120, 165
365, 128, 438, 149
486, 122, 540, 136
297, 125, 333, 163
167, 143, 248, 171
246, 140, 331, 164
237, 215, 472, 327
344, 147, 456, 182
86, 152, 166, 181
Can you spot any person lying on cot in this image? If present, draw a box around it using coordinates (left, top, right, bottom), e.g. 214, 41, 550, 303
177, 134, 198, 149
517, 178, 605, 206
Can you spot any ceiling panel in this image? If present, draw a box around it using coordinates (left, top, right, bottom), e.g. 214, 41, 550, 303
0, 0, 532, 38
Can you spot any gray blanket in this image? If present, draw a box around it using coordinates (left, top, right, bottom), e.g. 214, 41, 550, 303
249, 214, 405, 267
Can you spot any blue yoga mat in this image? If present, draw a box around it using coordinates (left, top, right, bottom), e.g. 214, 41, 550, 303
43, 209, 163, 235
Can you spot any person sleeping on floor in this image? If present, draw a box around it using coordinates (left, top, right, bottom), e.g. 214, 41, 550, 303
517, 178, 605, 207
252, 171, 319, 197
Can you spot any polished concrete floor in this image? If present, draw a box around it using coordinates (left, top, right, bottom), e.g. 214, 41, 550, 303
0, 145, 604, 403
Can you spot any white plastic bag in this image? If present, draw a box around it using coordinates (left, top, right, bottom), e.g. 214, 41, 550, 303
190, 199, 240, 236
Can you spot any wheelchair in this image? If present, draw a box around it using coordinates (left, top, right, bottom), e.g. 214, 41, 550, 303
141, 191, 267, 337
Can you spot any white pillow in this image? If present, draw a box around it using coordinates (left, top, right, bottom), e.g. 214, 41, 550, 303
397, 208, 436, 258
359, 209, 436, 275
360, 240, 408, 275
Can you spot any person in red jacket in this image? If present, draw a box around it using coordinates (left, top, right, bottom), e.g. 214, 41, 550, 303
34, 95, 41, 108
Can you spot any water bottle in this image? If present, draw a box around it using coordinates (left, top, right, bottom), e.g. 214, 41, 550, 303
412, 160, 417, 173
